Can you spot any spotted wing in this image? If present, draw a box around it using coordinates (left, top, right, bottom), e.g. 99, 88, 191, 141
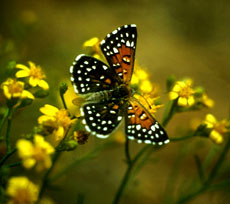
81, 100, 125, 138
125, 98, 169, 145
70, 55, 120, 94
100, 24, 137, 83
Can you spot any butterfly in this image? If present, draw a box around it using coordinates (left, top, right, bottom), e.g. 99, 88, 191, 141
70, 24, 169, 145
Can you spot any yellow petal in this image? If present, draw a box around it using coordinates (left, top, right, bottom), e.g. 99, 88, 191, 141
177, 81, 186, 88
178, 97, 188, 106
21, 90, 34, 99
17, 139, 34, 158
28, 61, 36, 69
23, 158, 36, 169
205, 114, 216, 128
38, 115, 55, 124
187, 96, 195, 106
54, 126, 64, 141
40, 104, 59, 116
3, 86, 11, 99
29, 77, 38, 87
169, 91, 179, 100
172, 84, 181, 92
15, 70, 30, 78
209, 130, 223, 144
16, 64, 30, 71
38, 80, 49, 90
83, 37, 99, 48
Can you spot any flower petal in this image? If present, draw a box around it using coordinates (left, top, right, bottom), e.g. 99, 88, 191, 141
15, 70, 30, 78
205, 114, 216, 128
29, 77, 38, 87
169, 91, 179, 100
209, 130, 223, 144
16, 64, 30, 71
23, 158, 36, 169
187, 96, 195, 106
21, 90, 34, 99
38, 80, 49, 90
17, 139, 34, 158
40, 104, 59, 116
178, 97, 188, 106
28, 61, 36, 69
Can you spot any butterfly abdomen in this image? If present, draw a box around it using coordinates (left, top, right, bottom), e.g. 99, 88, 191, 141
86, 84, 131, 103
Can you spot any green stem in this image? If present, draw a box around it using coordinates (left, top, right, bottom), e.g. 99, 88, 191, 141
50, 141, 114, 183
38, 151, 61, 199
60, 90, 67, 110
5, 161, 22, 168
6, 109, 13, 153
0, 148, 17, 167
112, 145, 150, 204
162, 100, 176, 127
0, 108, 9, 136
178, 135, 230, 203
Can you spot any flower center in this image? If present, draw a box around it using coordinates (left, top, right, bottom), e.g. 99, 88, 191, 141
9, 80, 24, 95
33, 146, 46, 161
179, 86, 194, 98
14, 188, 32, 204
29, 66, 45, 80
214, 121, 228, 134
56, 109, 72, 128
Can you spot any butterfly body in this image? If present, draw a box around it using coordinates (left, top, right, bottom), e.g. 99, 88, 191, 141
70, 24, 170, 145
85, 84, 131, 103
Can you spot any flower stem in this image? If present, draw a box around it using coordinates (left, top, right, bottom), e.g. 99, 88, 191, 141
6, 108, 13, 153
38, 151, 61, 199
177, 135, 230, 203
112, 145, 150, 204
59, 86, 68, 110
162, 100, 176, 127
0, 148, 17, 168
0, 108, 9, 136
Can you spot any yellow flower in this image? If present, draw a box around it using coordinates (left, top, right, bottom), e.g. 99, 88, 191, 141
1, 78, 34, 100
38, 104, 73, 143
131, 63, 156, 94
203, 114, 230, 144
17, 135, 54, 171
169, 79, 195, 107
16, 61, 49, 90
83, 37, 100, 54
133, 94, 162, 115
6, 176, 39, 204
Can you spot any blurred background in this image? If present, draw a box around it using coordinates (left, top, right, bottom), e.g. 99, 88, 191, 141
0, 0, 230, 203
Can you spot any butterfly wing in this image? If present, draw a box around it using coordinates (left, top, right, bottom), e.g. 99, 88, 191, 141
70, 55, 120, 94
100, 24, 137, 84
81, 100, 125, 138
125, 97, 169, 145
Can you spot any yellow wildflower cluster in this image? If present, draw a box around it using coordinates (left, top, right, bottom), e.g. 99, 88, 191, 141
16, 61, 49, 90
38, 104, 73, 145
1, 78, 34, 101
168, 78, 214, 108
6, 176, 39, 204
203, 114, 230, 144
17, 135, 54, 171
169, 79, 195, 107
